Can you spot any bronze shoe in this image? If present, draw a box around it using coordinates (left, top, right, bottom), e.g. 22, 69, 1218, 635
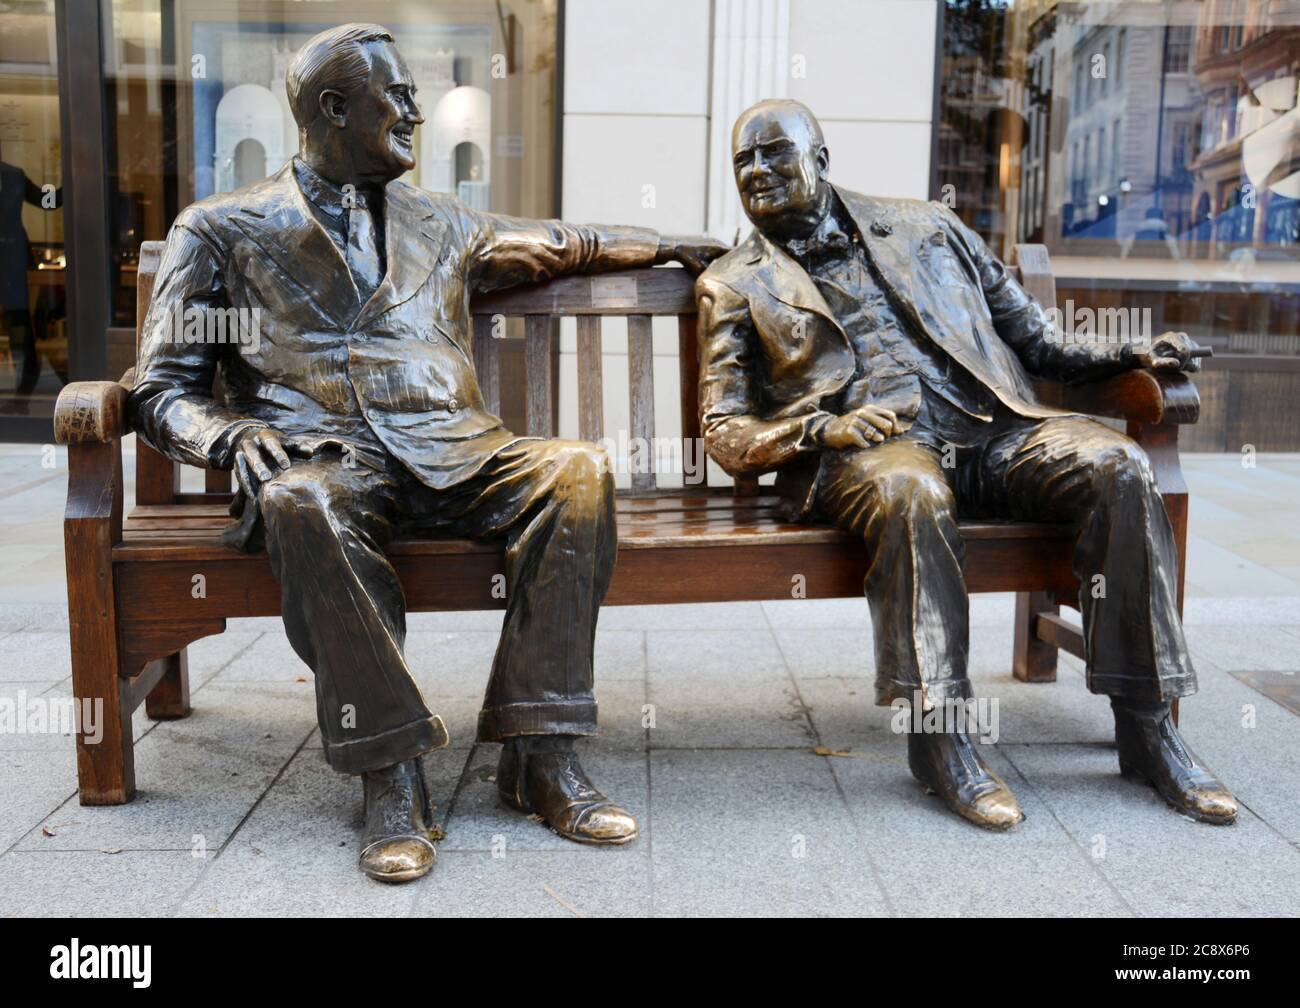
358, 757, 438, 883
907, 729, 1024, 831
1113, 702, 1238, 825
498, 739, 639, 845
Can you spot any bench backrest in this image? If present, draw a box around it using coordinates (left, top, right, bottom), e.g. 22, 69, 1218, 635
131, 239, 1056, 506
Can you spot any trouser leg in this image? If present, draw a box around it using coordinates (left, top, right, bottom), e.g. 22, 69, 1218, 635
257, 458, 449, 773
971, 416, 1195, 702
816, 437, 971, 707
428, 439, 616, 741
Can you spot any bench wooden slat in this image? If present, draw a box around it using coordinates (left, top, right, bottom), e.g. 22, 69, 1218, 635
627, 314, 655, 493
472, 314, 501, 416
469, 267, 695, 317
524, 315, 552, 437
677, 315, 706, 488
128, 492, 778, 521
576, 315, 604, 442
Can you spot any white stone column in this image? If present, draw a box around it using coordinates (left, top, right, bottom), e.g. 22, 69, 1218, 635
706, 0, 791, 243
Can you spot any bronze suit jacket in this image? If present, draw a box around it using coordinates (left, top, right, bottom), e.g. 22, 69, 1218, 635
131, 161, 660, 492
695, 186, 1130, 518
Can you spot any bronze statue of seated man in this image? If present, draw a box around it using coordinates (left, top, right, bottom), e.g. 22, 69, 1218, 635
129, 23, 725, 882
696, 99, 1236, 831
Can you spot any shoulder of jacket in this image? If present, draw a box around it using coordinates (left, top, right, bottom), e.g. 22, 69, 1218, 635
698, 235, 763, 290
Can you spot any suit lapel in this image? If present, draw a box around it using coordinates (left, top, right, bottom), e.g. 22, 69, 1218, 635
837, 186, 923, 331
839, 186, 993, 381
229, 163, 361, 327
747, 231, 844, 339
353, 183, 449, 333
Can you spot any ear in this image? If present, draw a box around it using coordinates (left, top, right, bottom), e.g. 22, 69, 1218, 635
815, 145, 830, 179
318, 88, 348, 128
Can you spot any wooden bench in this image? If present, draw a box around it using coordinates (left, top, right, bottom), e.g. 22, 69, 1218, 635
55, 240, 1200, 805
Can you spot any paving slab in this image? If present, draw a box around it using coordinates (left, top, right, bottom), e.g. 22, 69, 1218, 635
0, 850, 207, 917
826, 735, 1132, 917
174, 748, 461, 917
647, 627, 788, 681
649, 748, 891, 917
999, 743, 1300, 917
647, 677, 816, 749
409, 847, 651, 917
18, 683, 315, 853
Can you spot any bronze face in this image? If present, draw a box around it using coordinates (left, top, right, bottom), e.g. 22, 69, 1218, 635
318, 40, 424, 185
731, 99, 830, 240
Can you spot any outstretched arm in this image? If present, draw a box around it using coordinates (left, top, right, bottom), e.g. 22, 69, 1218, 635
937, 203, 1133, 384
465, 209, 726, 292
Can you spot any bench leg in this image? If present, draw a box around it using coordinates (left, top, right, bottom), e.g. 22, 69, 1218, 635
1013, 590, 1059, 683
69, 626, 136, 806
144, 651, 191, 720
64, 438, 136, 804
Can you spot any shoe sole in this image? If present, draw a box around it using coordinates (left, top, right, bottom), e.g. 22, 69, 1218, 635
1119, 764, 1237, 826
361, 863, 434, 884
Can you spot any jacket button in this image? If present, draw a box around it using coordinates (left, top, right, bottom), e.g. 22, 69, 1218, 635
447, 397, 459, 412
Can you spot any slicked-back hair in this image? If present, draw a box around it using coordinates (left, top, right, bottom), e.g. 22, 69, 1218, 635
286, 23, 395, 130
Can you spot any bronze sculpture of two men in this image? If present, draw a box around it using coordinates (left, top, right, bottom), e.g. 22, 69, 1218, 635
131, 25, 1236, 884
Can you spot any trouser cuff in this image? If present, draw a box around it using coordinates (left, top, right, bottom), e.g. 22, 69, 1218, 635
477, 700, 598, 742
874, 676, 973, 708
1089, 670, 1196, 703
324, 714, 449, 775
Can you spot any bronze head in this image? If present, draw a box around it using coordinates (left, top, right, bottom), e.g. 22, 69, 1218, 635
287, 23, 425, 188
731, 99, 832, 242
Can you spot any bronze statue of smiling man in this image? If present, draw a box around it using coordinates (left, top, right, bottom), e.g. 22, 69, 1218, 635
130, 23, 726, 883
696, 99, 1236, 831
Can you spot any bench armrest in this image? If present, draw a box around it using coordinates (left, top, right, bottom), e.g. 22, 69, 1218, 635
1038, 370, 1200, 426
55, 381, 129, 445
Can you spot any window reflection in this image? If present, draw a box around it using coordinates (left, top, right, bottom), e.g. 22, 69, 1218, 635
939, 0, 1300, 449
0, 0, 65, 420
103, 1, 559, 327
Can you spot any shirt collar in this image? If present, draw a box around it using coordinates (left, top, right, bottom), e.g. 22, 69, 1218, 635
293, 157, 373, 218
783, 198, 858, 271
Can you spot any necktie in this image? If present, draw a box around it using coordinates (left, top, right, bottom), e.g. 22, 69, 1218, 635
346, 202, 383, 304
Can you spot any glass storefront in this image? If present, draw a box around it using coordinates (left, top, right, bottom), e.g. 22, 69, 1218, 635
0, 0, 558, 439
104, 0, 560, 431
0, 2, 64, 430
104, 1, 558, 316
937, 0, 1300, 449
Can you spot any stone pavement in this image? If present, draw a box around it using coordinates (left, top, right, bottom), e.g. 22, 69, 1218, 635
0, 440, 1297, 917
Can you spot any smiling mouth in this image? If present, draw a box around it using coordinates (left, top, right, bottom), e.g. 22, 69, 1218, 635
391, 127, 414, 151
